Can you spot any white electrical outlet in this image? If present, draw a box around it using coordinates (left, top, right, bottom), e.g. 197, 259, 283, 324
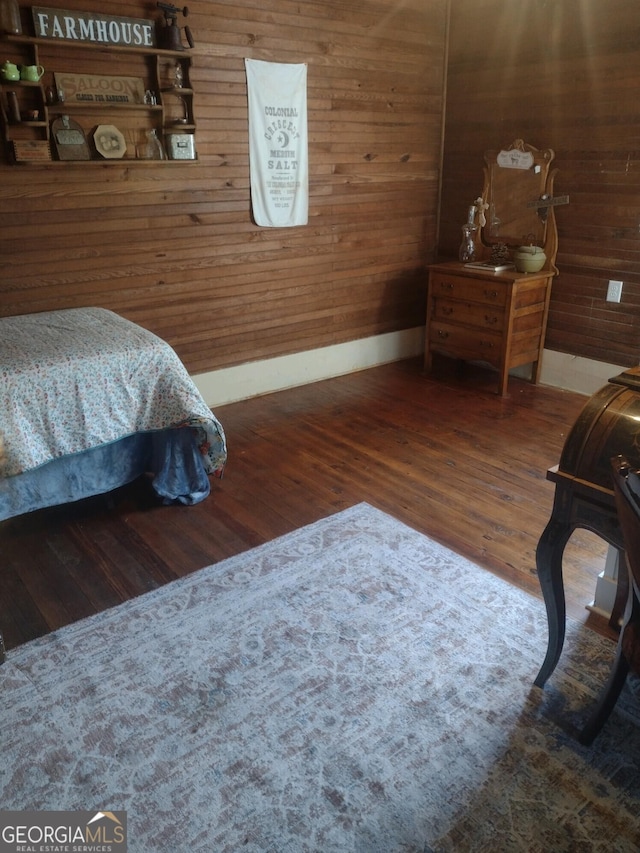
607, 280, 623, 303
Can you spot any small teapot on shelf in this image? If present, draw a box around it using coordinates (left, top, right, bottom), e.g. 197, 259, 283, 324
1, 60, 20, 81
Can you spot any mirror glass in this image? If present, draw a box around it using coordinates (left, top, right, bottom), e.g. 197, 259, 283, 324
482, 140, 555, 247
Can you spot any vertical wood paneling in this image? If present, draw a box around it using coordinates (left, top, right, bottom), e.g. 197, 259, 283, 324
442, 0, 640, 368
0, 0, 447, 375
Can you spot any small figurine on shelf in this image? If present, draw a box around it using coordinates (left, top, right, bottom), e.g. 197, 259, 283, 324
174, 61, 183, 88
474, 196, 489, 228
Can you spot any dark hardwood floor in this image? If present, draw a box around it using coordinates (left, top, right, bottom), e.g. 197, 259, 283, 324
0, 356, 614, 653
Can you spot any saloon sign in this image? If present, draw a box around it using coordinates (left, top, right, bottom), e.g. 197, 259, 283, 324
32, 6, 156, 48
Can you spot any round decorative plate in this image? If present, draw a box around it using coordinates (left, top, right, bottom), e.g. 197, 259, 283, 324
93, 125, 127, 159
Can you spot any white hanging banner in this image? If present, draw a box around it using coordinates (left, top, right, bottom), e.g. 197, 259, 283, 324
245, 58, 308, 228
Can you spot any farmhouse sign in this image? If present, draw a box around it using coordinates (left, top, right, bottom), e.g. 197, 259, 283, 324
32, 7, 156, 48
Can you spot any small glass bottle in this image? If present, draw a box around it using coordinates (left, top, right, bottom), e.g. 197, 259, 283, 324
6, 91, 20, 124
0, 0, 22, 35
145, 129, 165, 160
458, 204, 478, 263
458, 224, 477, 263
174, 61, 183, 89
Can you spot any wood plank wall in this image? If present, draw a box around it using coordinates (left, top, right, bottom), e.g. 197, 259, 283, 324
442, 0, 640, 369
0, 0, 447, 377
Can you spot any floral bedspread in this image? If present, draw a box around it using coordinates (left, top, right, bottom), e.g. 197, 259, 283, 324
0, 308, 227, 479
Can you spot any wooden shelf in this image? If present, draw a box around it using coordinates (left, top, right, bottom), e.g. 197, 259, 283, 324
48, 102, 163, 111
0, 79, 42, 88
9, 158, 197, 165
5, 33, 191, 59
1, 31, 196, 165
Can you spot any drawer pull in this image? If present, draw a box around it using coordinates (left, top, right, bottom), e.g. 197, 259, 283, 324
480, 340, 494, 350
484, 315, 498, 325
440, 282, 454, 290
483, 289, 499, 299
437, 330, 449, 339
442, 306, 453, 316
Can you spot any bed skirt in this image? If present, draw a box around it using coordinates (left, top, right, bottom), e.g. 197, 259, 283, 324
0, 428, 210, 522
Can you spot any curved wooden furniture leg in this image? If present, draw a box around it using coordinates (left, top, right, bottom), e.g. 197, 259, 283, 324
534, 515, 574, 687
579, 646, 630, 745
609, 547, 628, 629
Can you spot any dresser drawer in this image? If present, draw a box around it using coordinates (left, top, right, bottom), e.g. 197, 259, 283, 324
428, 321, 502, 369
430, 272, 508, 306
432, 298, 504, 332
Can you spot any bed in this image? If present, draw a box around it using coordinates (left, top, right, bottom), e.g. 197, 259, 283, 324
0, 307, 227, 521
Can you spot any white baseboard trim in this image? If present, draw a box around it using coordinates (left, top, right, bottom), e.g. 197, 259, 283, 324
539, 350, 625, 398
193, 332, 626, 409
193, 327, 425, 407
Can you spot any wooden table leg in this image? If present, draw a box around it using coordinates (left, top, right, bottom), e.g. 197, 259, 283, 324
498, 367, 509, 397
534, 514, 573, 687
608, 549, 628, 630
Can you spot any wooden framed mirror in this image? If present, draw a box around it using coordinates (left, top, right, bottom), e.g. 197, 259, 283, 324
478, 139, 559, 273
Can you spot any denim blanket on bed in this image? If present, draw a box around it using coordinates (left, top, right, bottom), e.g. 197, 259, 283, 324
0, 308, 227, 479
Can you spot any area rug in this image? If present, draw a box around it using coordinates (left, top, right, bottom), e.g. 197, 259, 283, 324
1, 503, 639, 852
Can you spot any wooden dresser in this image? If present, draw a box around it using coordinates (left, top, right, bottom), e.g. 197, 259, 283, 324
424, 260, 554, 396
